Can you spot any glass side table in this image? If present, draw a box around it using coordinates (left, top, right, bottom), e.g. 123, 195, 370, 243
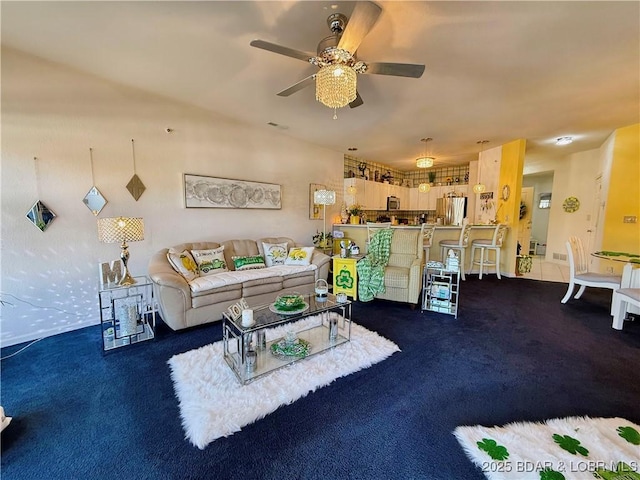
98, 276, 155, 352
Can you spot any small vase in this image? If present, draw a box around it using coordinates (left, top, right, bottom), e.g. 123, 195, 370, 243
350, 215, 360, 225
341, 212, 349, 224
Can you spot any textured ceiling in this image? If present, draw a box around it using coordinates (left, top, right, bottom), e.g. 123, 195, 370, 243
2, 1, 639, 170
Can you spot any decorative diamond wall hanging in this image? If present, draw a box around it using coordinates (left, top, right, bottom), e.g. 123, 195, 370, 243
126, 174, 146, 201
83, 148, 108, 215
127, 139, 146, 201
26, 200, 56, 232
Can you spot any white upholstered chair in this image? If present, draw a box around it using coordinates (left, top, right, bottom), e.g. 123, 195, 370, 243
561, 236, 621, 313
439, 224, 472, 280
375, 224, 425, 306
468, 224, 508, 279
612, 265, 640, 330
366, 222, 392, 253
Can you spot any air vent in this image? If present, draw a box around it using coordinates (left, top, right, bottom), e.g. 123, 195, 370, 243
553, 253, 567, 261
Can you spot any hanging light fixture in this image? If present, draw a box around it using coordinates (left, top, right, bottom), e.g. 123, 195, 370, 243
473, 140, 489, 194
418, 182, 431, 193
416, 137, 435, 169
312, 46, 364, 119
316, 64, 357, 109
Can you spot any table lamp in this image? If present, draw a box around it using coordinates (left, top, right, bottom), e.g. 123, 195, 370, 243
313, 189, 336, 248
97, 216, 145, 286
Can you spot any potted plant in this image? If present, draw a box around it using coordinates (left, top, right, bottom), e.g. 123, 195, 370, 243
428, 171, 436, 185
312, 231, 333, 249
348, 204, 362, 224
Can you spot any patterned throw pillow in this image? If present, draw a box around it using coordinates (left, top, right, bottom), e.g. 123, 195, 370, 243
262, 242, 288, 267
167, 250, 199, 281
191, 247, 228, 276
284, 246, 315, 266
232, 255, 266, 271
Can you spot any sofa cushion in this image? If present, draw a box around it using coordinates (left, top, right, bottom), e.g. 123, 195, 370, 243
232, 255, 266, 271
191, 247, 228, 276
221, 239, 260, 270
283, 269, 316, 289
383, 266, 410, 289
167, 249, 199, 282
242, 276, 284, 296
284, 247, 315, 266
191, 284, 242, 308
188, 264, 317, 294
261, 242, 288, 267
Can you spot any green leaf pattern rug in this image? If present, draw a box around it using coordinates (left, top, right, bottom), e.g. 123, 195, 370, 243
454, 416, 640, 480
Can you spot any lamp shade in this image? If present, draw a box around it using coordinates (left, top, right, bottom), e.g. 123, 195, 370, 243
97, 217, 144, 244
313, 190, 336, 206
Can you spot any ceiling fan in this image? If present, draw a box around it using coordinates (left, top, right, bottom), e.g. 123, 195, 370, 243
250, 1, 425, 117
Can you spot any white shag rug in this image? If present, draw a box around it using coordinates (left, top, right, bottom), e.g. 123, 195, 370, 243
168, 314, 400, 449
454, 416, 640, 480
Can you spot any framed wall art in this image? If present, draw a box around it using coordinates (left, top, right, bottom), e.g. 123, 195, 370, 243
184, 174, 281, 209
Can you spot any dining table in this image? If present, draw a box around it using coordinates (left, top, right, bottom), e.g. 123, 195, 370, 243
591, 250, 640, 320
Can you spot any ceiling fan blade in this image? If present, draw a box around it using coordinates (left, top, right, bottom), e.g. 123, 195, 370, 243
349, 91, 364, 108
277, 75, 316, 97
364, 62, 425, 78
250, 39, 313, 62
337, 1, 382, 54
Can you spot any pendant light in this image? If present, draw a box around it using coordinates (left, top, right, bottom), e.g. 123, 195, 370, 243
416, 137, 434, 169
473, 140, 489, 194
417, 137, 433, 193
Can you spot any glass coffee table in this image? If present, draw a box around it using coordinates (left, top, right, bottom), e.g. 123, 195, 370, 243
223, 293, 352, 385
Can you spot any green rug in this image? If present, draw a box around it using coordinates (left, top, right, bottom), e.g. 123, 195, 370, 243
454, 416, 640, 480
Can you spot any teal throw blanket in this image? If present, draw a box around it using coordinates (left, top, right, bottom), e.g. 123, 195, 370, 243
356, 229, 394, 302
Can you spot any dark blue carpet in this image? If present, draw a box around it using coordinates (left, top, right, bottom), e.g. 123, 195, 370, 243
2, 277, 639, 479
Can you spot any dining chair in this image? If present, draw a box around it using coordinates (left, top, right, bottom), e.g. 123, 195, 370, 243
611, 265, 640, 330
439, 224, 471, 280
561, 236, 621, 313
422, 224, 436, 263
468, 224, 508, 279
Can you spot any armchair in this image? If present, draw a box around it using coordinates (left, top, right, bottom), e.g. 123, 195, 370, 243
375, 225, 425, 306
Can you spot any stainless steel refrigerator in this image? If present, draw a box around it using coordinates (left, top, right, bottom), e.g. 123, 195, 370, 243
436, 196, 467, 226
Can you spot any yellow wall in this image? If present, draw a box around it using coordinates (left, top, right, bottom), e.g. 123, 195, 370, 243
602, 124, 640, 253
499, 139, 527, 275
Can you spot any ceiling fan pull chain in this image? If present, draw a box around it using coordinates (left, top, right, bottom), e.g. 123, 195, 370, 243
333, 108, 338, 120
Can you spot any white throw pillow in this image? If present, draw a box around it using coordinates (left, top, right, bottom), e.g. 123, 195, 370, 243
284, 246, 314, 266
191, 247, 228, 276
262, 242, 288, 267
167, 250, 199, 281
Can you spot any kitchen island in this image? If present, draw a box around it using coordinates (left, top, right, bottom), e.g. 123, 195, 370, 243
333, 223, 509, 276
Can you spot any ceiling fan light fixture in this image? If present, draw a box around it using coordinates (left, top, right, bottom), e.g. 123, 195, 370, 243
316, 63, 357, 109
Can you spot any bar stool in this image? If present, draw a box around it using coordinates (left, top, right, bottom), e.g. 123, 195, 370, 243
439, 224, 472, 280
422, 224, 436, 262
469, 224, 508, 279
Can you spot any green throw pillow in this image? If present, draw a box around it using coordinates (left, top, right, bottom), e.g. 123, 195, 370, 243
232, 255, 266, 271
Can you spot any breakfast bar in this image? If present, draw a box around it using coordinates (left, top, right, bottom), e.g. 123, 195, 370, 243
333, 223, 509, 276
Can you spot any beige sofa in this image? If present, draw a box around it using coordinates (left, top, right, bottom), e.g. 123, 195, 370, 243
148, 237, 331, 331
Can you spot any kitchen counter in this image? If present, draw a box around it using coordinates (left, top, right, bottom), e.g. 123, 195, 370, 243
333, 223, 509, 268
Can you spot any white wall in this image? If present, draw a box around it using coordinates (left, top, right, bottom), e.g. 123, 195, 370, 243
524, 149, 601, 263
473, 145, 502, 224
1, 48, 344, 347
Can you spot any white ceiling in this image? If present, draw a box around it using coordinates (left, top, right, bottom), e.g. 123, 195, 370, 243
2, 1, 639, 170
